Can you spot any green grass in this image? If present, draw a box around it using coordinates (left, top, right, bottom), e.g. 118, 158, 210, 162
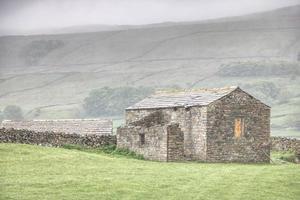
271, 151, 298, 163
0, 144, 299, 200
61, 144, 144, 160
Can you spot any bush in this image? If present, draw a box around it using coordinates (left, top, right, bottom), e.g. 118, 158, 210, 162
3, 105, 24, 121
83, 86, 153, 117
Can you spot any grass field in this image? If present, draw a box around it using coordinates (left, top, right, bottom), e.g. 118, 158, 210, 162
0, 144, 299, 200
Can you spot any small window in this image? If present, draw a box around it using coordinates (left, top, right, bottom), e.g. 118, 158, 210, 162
234, 118, 244, 138
185, 107, 190, 111
139, 133, 145, 145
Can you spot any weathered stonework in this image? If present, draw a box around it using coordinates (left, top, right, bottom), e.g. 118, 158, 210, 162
117, 124, 168, 161
206, 89, 270, 162
271, 137, 300, 153
123, 106, 207, 161
167, 123, 184, 161
0, 128, 116, 147
0, 119, 115, 148
117, 86, 271, 163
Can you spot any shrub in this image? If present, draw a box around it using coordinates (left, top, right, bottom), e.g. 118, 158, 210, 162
278, 152, 297, 163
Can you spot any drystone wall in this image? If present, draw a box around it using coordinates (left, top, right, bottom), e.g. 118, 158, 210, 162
0, 128, 116, 147
271, 137, 300, 153
206, 88, 271, 163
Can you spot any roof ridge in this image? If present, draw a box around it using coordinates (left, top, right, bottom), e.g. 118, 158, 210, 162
154, 86, 238, 96
127, 86, 239, 110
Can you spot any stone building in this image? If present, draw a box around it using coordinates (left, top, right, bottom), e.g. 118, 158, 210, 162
117, 86, 271, 162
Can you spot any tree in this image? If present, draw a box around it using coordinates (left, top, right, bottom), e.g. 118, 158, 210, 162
3, 105, 24, 121
83, 86, 153, 117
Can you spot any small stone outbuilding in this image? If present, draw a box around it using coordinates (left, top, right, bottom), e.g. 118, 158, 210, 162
117, 86, 270, 162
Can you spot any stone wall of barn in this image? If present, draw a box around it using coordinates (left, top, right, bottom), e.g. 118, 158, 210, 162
123, 107, 207, 161
117, 122, 186, 162
180, 106, 207, 160
206, 88, 270, 163
167, 123, 185, 161
117, 124, 168, 161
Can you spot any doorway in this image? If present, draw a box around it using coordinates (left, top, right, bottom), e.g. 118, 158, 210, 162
167, 124, 184, 161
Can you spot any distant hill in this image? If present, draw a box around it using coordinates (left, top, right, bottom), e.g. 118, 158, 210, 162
0, 5, 299, 137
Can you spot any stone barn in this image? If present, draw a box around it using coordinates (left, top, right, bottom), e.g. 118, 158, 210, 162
117, 86, 270, 162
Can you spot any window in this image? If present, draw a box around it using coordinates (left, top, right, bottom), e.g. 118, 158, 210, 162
234, 118, 244, 138
139, 133, 145, 145
185, 107, 190, 111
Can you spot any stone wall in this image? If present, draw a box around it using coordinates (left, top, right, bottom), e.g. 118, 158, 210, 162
117, 122, 186, 162
181, 106, 207, 160
271, 137, 300, 153
206, 88, 270, 163
124, 107, 207, 161
129, 110, 168, 127
1, 119, 113, 135
167, 123, 184, 161
0, 128, 116, 147
117, 125, 168, 161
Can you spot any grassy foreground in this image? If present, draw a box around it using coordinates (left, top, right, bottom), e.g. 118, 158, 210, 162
0, 144, 299, 200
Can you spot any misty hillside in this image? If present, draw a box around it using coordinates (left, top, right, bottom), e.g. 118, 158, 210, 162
0, 5, 300, 137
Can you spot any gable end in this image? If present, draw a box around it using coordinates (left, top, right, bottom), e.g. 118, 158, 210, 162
208, 87, 270, 108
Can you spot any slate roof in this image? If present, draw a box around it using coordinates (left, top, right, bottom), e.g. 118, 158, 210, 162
1, 119, 113, 135
127, 86, 239, 110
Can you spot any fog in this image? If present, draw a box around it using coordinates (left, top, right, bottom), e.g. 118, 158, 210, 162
0, 0, 299, 35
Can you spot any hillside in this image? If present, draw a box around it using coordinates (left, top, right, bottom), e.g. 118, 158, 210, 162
0, 5, 300, 137
1, 143, 299, 200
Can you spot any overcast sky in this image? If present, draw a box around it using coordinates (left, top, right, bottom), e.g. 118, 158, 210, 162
0, 0, 299, 35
